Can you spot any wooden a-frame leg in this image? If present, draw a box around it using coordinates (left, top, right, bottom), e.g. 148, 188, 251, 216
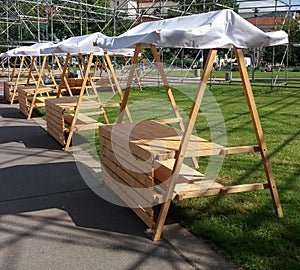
10, 56, 25, 104
234, 47, 283, 217
104, 53, 133, 122
152, 49, 218, 241
27, 56, 47, 120
64, 53, 94, 151
117, 43, 141, 124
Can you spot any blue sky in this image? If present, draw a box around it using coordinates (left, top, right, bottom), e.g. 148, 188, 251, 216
238, 0, 300, 13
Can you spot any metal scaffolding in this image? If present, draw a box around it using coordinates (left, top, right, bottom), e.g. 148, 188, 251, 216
0, 0, 299, 86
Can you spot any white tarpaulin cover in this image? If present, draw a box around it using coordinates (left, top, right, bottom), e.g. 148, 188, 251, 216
0, 42, 54, 57
0, 48, 17, 58
95, 9, 288, 50
40, 32, 135, 56
41, 32, 105, 55
13, 42, 55, 56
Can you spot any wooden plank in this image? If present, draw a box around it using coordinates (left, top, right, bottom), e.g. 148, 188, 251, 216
46, 114, 65, 130
101, 168, 156, 229
100, 121, 224, 160
101, 159, 160, 206
100, 144, 154, 187
154, 118, 182, 125
18, 89, 29, 116
222, 145, 260, 155
101, 103, 120, 108
100, 127, 157, 162
47, 122, 65, 139
154, 159, 223, 199
75, 122, 103, 131
46, 122, 66, 146
45, 105, 65, 121
175, 182, 269, 200
100, 137, 154, 167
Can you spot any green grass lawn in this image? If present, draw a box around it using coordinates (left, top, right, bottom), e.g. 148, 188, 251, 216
36, 81, 300, 270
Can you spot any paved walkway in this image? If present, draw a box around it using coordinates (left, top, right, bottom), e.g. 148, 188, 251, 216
0, 94, 238, 269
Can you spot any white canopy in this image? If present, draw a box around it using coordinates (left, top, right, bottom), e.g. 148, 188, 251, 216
0, 42, 55, 58
40, 32, 135, 57
41, 32, 105, 55
0, 48, 17, 58
13, 42, 55, 56
95, 9, 288, 50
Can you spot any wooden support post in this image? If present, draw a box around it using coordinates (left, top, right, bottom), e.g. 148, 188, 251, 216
27, 55, 47, 119
10, 56, 25, 104
152, 48, 218, 241
64, 53, 94, 151
150, 45, 185, 131
26, 56, 35, 86
10, 57, 18, 79
233, 47, 283, 217
45, 61, 59, 92
117, 43, 142, 124
57, 53, 73, 97
104, 52, 132, 123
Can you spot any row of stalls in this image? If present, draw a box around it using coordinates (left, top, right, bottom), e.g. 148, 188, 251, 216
1, 9, 288, 241
1, 32, 136, 151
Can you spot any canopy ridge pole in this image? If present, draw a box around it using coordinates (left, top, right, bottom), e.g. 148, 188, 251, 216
57, 53, 73, 97
10, 56, 25, 105
150, 44, 199, 169
104, 52, 133, 123
117, 43, 142, 124
64, 52, 94, 152
152, 48, 218, 241
27, 55, 47, 119
233, 47, 283, 217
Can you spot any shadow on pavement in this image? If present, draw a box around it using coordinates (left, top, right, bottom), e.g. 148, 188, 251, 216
0, 161, 149, 238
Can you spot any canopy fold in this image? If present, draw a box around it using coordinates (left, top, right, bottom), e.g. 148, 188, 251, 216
95, 9, 288, 50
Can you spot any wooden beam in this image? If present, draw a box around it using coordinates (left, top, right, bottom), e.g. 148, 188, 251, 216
234, 47, 283, 217
117, 43, 141, 124
64, 53, 94, 151
152, 48, 218, 241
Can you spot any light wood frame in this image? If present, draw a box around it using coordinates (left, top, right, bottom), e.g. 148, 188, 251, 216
103, 43, 283, 241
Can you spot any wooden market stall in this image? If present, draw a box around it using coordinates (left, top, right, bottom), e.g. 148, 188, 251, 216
14, 42, 80, 119
95, 9, 288, 241
0, 53, 39, 104
0, 43, 58, 104
41, 33, 134, 151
